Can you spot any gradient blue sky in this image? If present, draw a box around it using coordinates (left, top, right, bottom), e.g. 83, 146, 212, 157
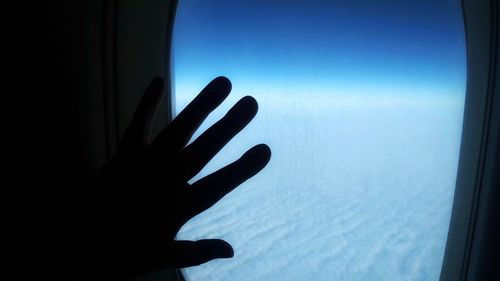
172, 0, 465, 99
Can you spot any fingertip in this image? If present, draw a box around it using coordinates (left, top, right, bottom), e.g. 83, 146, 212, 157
233, 95, 258, 119
144, 76, 165, 102
213, 76, 232, 91
152, 76, 164, 84
197, 239, 234, 259
218, 240, 234, 258
151, 77, 165, 92
198, 76, 232, 108
210, 76, 232, 96
242, 95, 259, 112
259, 143, 272, 162
242, 144, 272, 171
251, 143, 272, 161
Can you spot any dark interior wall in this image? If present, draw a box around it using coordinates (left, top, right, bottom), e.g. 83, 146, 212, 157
43, 0, 108, 180
115, 0, 175, 144
6, 1, 178, 280
441, 1, 500, 280
467, 3, 500, 279
6, 2, 109, 279
8, 0, 110, 189
10, 0, 176, 188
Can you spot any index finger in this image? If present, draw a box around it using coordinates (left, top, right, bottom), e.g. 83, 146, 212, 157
182, 144, 272, 221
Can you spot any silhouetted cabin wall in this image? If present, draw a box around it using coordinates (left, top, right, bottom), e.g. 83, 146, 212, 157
9, 1, 179, 280
440, 1, 500, 280
35, 0, 176, 183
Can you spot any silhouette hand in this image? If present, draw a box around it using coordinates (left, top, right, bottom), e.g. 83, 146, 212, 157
78, 77, 271, 278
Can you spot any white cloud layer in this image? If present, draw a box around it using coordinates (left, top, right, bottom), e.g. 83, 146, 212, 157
177, 95, 464, 281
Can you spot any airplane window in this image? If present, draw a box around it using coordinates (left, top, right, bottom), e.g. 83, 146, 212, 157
172, 0, 466, 280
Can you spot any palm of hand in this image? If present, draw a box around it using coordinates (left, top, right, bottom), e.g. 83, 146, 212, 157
83, 77, 270, 278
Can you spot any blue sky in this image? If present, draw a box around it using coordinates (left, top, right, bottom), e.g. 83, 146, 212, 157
172, 0, 465, 99
174, 2, 466, 280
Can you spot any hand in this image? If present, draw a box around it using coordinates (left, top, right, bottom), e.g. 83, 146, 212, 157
71, 76, 271, 278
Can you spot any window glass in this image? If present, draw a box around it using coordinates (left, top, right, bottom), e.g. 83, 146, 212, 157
172, 0, 466, 280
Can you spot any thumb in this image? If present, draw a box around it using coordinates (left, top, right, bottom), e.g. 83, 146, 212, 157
132, 239, 234, 276
168, 239, 234, 268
